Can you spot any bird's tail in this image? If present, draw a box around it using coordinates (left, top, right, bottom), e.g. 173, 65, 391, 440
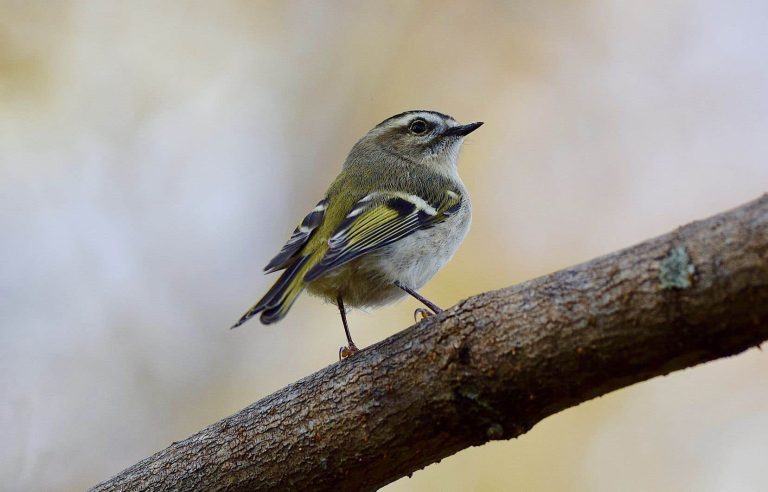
231, 255, 311, 328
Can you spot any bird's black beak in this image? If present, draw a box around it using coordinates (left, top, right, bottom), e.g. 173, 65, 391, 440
443, 121, 484, 137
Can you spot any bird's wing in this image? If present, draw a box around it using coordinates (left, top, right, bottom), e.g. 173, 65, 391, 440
303, 190, 462, 282
263, 198, 328, 273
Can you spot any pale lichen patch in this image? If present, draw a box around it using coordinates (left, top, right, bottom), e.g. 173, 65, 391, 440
660, 246, 695, 289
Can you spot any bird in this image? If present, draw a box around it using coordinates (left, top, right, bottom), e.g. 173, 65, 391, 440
231, 110, 482, 358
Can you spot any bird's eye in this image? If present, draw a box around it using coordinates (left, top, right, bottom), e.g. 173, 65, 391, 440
409, 119, 429, 135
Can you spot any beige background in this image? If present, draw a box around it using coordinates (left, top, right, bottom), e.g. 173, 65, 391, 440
2, 1, 767, 490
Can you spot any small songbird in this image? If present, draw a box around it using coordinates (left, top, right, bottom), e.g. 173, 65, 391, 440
232, 110, 482, 358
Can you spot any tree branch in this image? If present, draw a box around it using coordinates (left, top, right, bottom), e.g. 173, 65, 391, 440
92, 194, 768, 492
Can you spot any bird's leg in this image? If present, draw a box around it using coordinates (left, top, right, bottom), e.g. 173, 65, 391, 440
337, 295, 359, 360
394, 281, 443, 319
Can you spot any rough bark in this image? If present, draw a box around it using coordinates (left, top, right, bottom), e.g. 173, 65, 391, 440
92, 194, 768, 492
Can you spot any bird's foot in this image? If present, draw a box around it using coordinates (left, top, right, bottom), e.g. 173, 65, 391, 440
338, 343, 359, 360
414, 307, 436, 322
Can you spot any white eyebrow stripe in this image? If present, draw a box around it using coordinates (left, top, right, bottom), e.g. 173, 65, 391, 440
384, 112, 447, 129
386, 115, 413, 128
421, 113, 445, 126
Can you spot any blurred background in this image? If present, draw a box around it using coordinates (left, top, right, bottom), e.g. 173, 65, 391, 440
2, 1, 767, 490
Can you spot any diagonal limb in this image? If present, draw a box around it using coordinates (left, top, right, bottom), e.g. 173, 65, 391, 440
337, 295, 359, 359
394, 281, 443, 314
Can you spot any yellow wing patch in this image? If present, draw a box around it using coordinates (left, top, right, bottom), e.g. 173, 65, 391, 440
304, 191, 459, 282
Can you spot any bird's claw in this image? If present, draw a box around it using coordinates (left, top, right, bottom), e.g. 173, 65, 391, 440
339, 344, 359, 360
414, 308, 434, 322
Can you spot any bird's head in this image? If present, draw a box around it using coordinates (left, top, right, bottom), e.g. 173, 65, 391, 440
348, 110, 483, 170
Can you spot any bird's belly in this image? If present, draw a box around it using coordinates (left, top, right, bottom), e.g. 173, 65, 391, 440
306, 207, 471, 308
374, 217, 468, 289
